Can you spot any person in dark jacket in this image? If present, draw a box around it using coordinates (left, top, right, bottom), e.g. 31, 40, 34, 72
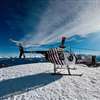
19, 44, 25, 58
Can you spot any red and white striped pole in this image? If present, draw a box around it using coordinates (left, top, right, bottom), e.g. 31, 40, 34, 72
59, 36, 66, 48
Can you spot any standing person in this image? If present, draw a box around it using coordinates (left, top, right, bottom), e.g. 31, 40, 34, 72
19, 44, 25, 58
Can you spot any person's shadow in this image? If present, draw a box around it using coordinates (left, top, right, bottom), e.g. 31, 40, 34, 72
0, 72, 62, 99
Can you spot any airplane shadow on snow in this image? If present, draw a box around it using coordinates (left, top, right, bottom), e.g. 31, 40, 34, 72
0, 72, 62, 99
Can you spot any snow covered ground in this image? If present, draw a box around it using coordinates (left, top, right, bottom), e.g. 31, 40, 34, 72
0, 63, 100, 100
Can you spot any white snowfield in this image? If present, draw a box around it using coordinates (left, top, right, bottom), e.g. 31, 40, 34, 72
0, 63, 100, 100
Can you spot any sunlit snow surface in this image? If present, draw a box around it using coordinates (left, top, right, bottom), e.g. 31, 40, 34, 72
0, 63, 100, 100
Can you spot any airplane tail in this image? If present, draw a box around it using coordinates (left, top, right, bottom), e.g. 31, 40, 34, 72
9, 38, 22, 46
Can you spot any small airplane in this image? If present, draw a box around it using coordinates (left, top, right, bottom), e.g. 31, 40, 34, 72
10, 36, 77, 75
10, 36, 97, 75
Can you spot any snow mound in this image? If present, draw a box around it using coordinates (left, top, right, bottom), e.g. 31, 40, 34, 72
0, 63, 100, 100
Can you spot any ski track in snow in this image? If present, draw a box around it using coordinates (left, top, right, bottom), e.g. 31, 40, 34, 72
0, 63, 100, 100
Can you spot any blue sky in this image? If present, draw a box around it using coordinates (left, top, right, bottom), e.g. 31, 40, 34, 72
0, 0, 48, 57
0, 0, 100, 57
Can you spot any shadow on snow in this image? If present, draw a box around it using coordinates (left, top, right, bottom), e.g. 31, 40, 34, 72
0, 72, 62, 99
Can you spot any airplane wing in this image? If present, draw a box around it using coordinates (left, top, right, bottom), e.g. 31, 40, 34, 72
24, 50, 46, 54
